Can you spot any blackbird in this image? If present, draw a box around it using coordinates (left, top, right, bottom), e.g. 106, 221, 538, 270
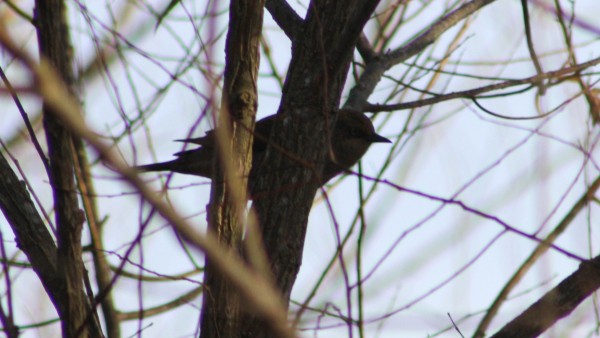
136, 110, 390, 187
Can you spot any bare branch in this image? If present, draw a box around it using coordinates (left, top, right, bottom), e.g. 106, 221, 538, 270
346, 0, 498, 110
491, 256, 600, 338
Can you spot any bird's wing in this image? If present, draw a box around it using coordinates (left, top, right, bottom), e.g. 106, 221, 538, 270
176, 132, 214, 147
176, 114, 278, 152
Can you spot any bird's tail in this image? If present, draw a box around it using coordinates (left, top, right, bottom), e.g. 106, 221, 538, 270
134, 162, 172, 173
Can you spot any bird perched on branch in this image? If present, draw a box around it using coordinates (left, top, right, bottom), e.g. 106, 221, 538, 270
136, 110, 390, 189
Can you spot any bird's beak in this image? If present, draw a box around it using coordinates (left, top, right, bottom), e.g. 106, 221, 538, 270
370, 133, 392, 143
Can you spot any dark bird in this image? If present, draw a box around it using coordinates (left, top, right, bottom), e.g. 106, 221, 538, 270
136, 110, 390, 187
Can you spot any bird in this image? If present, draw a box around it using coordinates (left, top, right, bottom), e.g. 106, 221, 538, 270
136, 110, 391, 190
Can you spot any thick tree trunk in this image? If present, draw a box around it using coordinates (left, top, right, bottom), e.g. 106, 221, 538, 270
243, 1, 382, 337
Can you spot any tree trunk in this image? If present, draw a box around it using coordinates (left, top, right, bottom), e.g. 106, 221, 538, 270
200, 1, 265, 337
34, 1, 103, 337
243, 1, 381, 336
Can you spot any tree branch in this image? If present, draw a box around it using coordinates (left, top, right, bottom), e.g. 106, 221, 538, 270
474, 175, 600, 338
346, 0, 498, 110
0, 18, 296, 338
34, 1, 102, 336
201, 0, 267, 336
491, 256, 600, 338
265, 0, 303, 39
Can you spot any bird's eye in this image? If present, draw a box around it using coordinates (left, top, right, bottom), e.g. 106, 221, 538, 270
349, 127, 362, 137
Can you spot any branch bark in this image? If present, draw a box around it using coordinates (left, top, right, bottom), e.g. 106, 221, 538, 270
200, 1, 266, 337
474, 175, 600, 338
345, 0, 498, 111
245, 1, 381, 336
491, 256, 600, 338
34, 1, 102, 336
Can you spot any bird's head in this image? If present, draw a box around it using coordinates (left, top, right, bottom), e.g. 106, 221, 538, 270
329, 111, 391, 171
